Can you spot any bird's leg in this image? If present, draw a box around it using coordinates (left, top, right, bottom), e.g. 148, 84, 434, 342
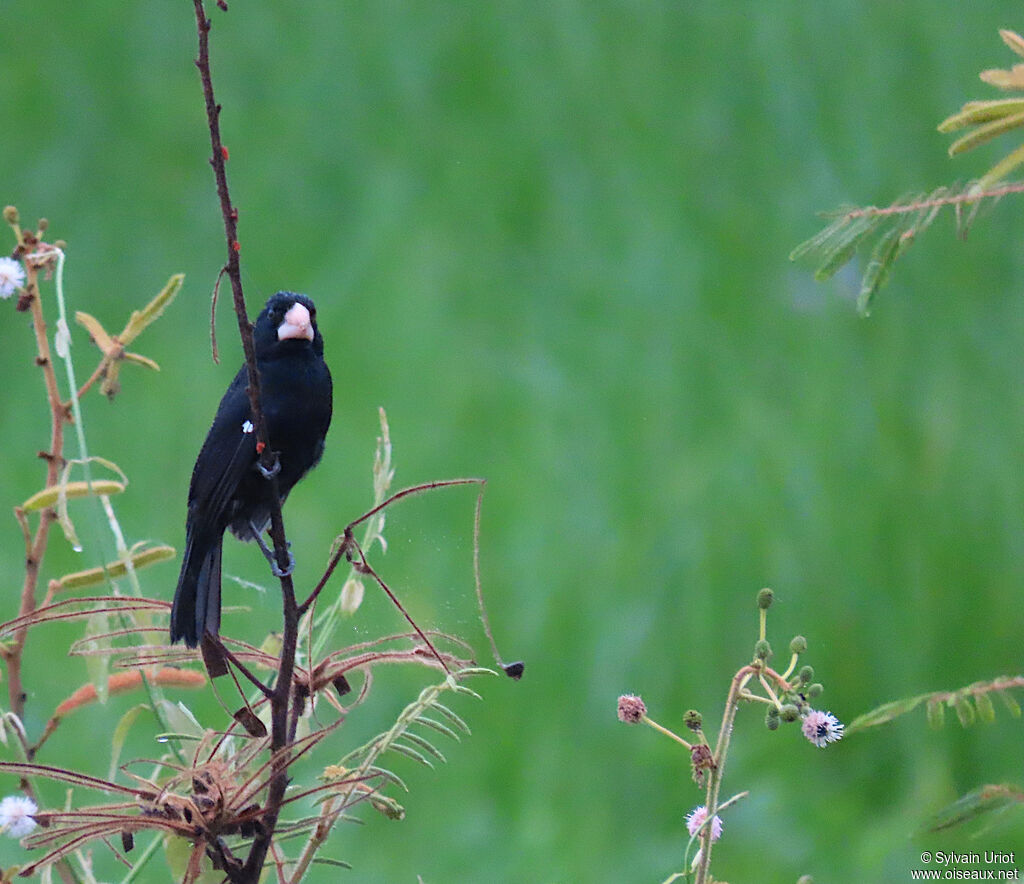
257, 452, 281, 480
249, 520, 294, 577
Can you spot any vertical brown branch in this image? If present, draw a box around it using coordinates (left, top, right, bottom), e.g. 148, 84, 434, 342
191, 2, 260, 446
191, 3, 299, 881
694, 665, 756, 884
3, 268, 68, 722
2, 257, 78, 884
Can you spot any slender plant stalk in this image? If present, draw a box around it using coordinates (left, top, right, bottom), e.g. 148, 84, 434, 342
5, 257, 67, 721
192, 3, 300, 880
842, 180, 1024, 220
4, 249, 80, 884
694, 666, 754, 883
694, 663, 792, 882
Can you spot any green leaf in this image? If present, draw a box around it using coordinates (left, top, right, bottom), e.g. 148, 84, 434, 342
453, 683, 484, 702
368, 792, 406, 820
937, 99, 1024, 132
851, 678, 1024, 734
163, 833, 222, 883
1000, 29, 1024, 59
121, 274, 184, 345
926, 699, 945, 730
813, 215, 880, 282
311, 857, 354, 869
362, 764, 408, 793
430, 702, 471, 735
55, 544, 176, 592
789, 214, 853, 262
977, 141, 1024, 189
928, 783, 1024, 833
974, 690, 997, 724
388, 741, 435, 769
109, 704, 149, 781
154, 700, 205, 742
979, 64, 1024, 91
946, 110, 1024, 156
122, 352, 161, 371
0, 714, 27, 755
74, 310, 116, 353
414, 715, 462, 743
84, 611, 111, 704
846, 693, 928, 733
21, 480, 125, 512
857, 226, 903, 316
997, 689, 1021, 718
952, 695, 976, 727
399, 730, 447, 764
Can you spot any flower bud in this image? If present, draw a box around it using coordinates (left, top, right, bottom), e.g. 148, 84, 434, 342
757, 587, 774, 609
683, 709, 703, 732
3, 206, 18, 225
754, 639, 772, 662
780, 703, 800, 722
690, 744, 715, 786
617, 694, 646, 723
789, 635, 807, 654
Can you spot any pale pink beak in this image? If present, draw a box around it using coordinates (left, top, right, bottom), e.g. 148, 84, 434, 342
277, 302, 314, 342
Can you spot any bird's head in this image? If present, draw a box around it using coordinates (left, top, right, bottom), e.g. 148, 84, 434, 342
253, 292, 324, 358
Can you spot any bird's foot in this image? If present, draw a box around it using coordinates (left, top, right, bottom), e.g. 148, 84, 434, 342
250, 521, 294, 577
271, 551, 295, 578
257, 455, 281, 480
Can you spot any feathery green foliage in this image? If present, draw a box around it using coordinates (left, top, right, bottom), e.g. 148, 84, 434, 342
794, 28, 1024, 314
846, 676, 1024, 734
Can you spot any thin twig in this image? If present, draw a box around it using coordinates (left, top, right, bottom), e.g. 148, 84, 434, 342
843, 180, 1024, 220
347, 478, 486, 533
348, 537, 451, 675
695, 665, 756, 884
217, 641, 274, 700
192, 3, 299, 881
73, 357, 109, 402
296, 529, 353, 617
5, 262, 67, 722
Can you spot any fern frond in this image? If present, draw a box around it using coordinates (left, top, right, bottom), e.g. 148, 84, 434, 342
928, 783, 1024, 834
329, 668, 493, 812
399, 730, 448, 764
414, 715, 462, 742
430, 701, 472, 735
847, 675, 1024, 734
792, 182, 1024, 315
388, 741, 436, 769
797, 29, 1024, 313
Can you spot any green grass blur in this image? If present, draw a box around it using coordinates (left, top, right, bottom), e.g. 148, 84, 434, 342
2, 2, 1024, 881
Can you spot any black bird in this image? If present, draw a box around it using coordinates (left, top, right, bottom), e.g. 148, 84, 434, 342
170, 292, 333, 647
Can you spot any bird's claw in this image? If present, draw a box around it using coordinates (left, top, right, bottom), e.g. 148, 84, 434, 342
250, 522, 294, 577
271, 550, 295, 578
257, 456, 281, 480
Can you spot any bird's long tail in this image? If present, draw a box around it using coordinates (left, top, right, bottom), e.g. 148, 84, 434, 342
170, 528, 223, 648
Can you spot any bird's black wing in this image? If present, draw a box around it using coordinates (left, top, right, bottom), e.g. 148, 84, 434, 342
171, 367, 259, 647
186, 367, 260, 530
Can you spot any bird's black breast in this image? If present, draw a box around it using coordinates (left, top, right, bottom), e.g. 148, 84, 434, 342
187, 342, 333, 543
261, 347, 333, 487
226, 346, 333, 539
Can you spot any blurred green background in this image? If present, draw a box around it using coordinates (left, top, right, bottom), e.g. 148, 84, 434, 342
3, 2, 1024, 881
